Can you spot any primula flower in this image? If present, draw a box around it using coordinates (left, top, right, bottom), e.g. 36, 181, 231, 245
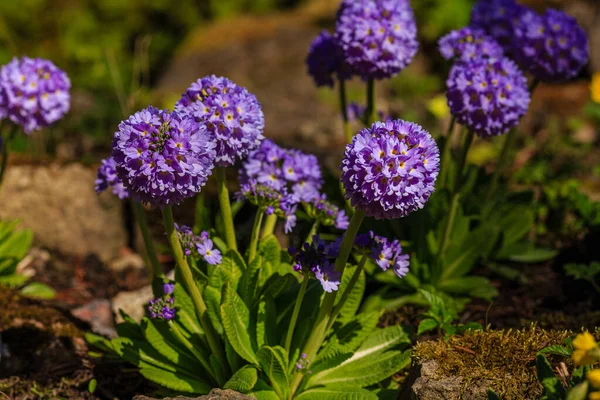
304, 194, 349, 230
95, 157, 130, 200
512, 8, 589, 82
240, 139, 322, 203
341, 119, 439, 219
148, 283, 176, 321
335, 0, 418, 80
438, 27, 504, 63
470, 0, 527, 51
306, 31, 352, 87
0, 57, 70, 134
446, 57, 530, 138
290, 235, 342, 292
588, 369, 600, 389
355, 231, 409, 278
175, 224, 222, 265
238, 180, 298, 233
573, 331, 599, 366
111, 107, 216, 207
175, 75, 264, 167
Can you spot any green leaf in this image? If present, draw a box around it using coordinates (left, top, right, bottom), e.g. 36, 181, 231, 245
309, 350, 353, 374
258, 235, 281, 268
438, 277, 498, 300
538, 345, 572, 358
256, 295, 277, 348
193, 194, 212, 233
257, 345, 289, 399
295, 387, 377, 400
250, 390, 280, 400
88, 378, 97, 394
496, 205, 534, 247
566, 381, 589, 400
487, 389, 501, 400
209, 250, 245, 290
536, 354, 566, 398
0, 273, 28, 287
335, 265, 366, 325
223, 365, 258, 393
417, 318, 439, 336
140, 366, 211, 394
204, 285, 224, 334
239, 255, 262, 307
221, 283, 258, 364
0, 224, 33, 260
443, 225, 500, 280
20, 282, 56, 299
321, 311, 380, 358
172, 280, 204, 340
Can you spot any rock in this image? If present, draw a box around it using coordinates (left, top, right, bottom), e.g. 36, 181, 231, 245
0, 163, 127, 263
71, 298, 116, 338
132, 388, 253, 400
108, 251, 146, 273
411, 360, 490, 400
112, 284, 154, 324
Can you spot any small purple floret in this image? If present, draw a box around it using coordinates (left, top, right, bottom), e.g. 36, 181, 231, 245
148, 283, 176, 321
290, 235, 342, 293
438, 27, 504, 63
306, 31, 352, 87
95, 157, 130, 200
470, 0, 527, 51
175, 224, 222, 265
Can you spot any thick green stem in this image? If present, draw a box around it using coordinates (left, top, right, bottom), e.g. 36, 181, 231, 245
261, 214, 278, 239
438, 117, 456, 188
248, 209, 265, 263
162, 206, 228, 372
305, 221, 320, 245
288, 210, 365, 398
168, 320, 219, 386
284, 276, 309, 354
215, 167, 237, 251
327, 254, 367, 330
339, 80, 352, 143
365, 78, 376, 125
131, 201, 163, 280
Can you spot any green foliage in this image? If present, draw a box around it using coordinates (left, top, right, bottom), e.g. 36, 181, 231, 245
564, 262, 600, 293
416, 289, 482, 337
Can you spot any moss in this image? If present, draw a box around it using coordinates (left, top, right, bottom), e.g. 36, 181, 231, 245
413, 326, 589, 400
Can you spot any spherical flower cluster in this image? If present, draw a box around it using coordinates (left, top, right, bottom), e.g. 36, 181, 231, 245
175, 224, 222, 265
335, 0, 418, 80
306, 31, 352, 87
111, 107, 216, 207
290, 236, 341, 292
95, 157, 130, 200
355, 231, 409, 278
238, 180, 298, 233
470, 0, 526, 50
240, 139, 322, 203
446, 57, 530, 138
304, 194, 349, 230
148, 283, 176, 321
438, 27, 504, 63
341, 119, 440, 219
512, 8, 588, 82
175, 75, 264, 167
0, 57, 70, 134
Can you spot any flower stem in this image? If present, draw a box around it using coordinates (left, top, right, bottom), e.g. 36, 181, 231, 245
453, 129, 474, 195
327, 254, 367, 330
168, 320, 219, 386
365, 79, 376, 125
288, 210, 365, 398
339, 79, 352, 143
438, 116, 456, 188
162, 206, 228, 373
261, 214, 278, 239
248, 208, 265, 263
284, 276, 309, 354
305, 221, 320, 245
215, 167, 237, 251
0, 129, 15, 187
131, 201, 163, 281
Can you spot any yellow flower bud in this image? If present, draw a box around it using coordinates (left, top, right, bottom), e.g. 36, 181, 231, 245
574, 332, 597, 351
590, 391, 600, 400
591, 73, 600, 104
589, 370, 600, 389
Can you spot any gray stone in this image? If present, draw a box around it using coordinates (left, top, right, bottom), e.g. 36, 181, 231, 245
112, 284, 154, 324
133, 388, 253, 400
0, 163, 127, 263
411, 360, 492, 400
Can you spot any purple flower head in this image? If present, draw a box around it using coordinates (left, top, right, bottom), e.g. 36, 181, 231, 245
290, 235, 341, 292
341, 119, 440, 219
512, 8, 588, 82
148, 283, 176, 321
307, 31, 353, 87
438, 27, 504, 63
175, 75, 264, 167
111, 107, 216, 207
470, 0, 528, 51
240, 139, 323, 203
347, 102, 388, 123
335, 0, 418, 80
95, 157, 130, 200
446, 57, 530, 138
355, 231, 409, 278
0, 57, 70, 134
175, 224, 222, 265
304, 194, 349, 230
238, 180, 298, 233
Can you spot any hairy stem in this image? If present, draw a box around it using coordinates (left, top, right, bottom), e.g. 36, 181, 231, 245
215, 167, 237, 251
261, 214, 278, 239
